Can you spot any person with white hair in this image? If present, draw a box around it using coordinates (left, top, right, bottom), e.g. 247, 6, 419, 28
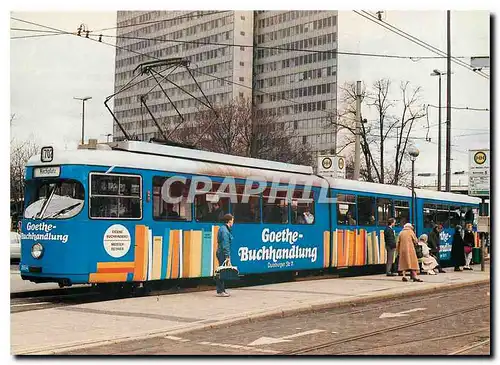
418, 234, 440, 275
396, 223, 423, 282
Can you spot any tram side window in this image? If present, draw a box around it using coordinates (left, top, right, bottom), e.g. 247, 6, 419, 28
377, 198, 393, 226
90, 174, 141, 219
291, 189, 315, 225
337, 194, 356, 225
449, 205, 462, 227
153, 176, 192, 221
195, 182, 230, 223
423, 203, 436, 228
263, 188, 289, 224
230, 184, 261, 223
394, 200, 410, 226
434, 204, 449, 228
357, 196, 376, 226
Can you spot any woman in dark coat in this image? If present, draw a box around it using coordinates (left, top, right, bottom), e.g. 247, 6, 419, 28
451, 225, 466, 271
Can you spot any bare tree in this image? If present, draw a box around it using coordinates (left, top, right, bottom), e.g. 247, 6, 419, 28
168, 98, 314, 166
392, 81, 426, 185
332, 79, 426, 184
10, 138, 39, 205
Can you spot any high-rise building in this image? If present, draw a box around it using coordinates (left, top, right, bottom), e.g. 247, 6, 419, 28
113, 10, 338, 156
253, 11, 338, 155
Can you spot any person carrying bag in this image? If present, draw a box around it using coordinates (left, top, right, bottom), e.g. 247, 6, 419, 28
215, 258, 239, 282
215, 214, 236, 297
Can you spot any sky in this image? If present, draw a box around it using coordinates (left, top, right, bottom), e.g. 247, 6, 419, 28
10, 11, 117, 149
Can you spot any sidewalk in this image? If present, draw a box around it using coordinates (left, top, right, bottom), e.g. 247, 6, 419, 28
11, 263, 490, 355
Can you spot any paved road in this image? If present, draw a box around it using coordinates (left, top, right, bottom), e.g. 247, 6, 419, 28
10, 265, 60, 293
10, 264, 91, 294
63, 283, 490, 355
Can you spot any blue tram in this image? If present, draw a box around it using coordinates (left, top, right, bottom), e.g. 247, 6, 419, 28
19, 141, 480, 287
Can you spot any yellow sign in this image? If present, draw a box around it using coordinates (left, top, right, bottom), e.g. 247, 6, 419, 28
474, 151, 487, 165
322, 157, 332, 170
338, 157, 344, 170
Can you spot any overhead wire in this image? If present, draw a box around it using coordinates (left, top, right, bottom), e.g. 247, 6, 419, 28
10, 16, 490, 157
11, 16, 471, 60
426, 104, 489, 112
10, 26, 68, 40
10, 27, 63, 33
96, 33, 464, 60
358, 10, 490, 79
353, 10, 489, 80
11, 33, 68, 40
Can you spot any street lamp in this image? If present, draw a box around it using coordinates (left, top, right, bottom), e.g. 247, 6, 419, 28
430, 69, 444, 191
408, 145, 420, 228
74, 96, 92, 145
101, 133, 113, 143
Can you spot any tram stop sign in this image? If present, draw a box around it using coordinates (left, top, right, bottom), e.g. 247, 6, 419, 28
317, 155, 346, 179
477, 216, 490, 233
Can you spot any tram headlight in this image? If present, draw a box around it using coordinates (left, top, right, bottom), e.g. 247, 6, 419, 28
31, 243, 44, 259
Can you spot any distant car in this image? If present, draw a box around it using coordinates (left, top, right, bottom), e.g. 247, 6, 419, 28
10, 231, 20, 261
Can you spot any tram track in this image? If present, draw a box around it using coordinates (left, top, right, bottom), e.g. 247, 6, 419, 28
448, 339, 491, 355
337, 327, 490, 355
282, 303, 490, 355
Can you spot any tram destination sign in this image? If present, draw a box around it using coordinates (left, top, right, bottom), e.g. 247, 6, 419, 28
33, 166, 60, 178
468, 149, 490, 196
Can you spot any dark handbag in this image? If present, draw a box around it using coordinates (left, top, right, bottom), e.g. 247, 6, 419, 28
415, 244, 424, 259
215, 260, 240, 281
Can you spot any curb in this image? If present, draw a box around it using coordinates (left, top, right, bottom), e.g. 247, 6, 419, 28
16, 277, 490, 355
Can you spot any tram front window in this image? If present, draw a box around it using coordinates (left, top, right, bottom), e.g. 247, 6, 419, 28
24, 179, 85, 219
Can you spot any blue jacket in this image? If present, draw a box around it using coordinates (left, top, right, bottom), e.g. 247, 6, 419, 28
217, 224, 233, 257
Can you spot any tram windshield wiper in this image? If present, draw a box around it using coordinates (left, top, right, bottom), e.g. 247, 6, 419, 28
46, 202, 83, 219
33, 184, 56, 220
36, 183, 59, 220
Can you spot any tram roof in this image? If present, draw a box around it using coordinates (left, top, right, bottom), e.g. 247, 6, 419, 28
110, 141, 313, 175
322, 177, 412, 197
322, 177, 481, 204
26, 145, 323, 186
25, 143, 483, 205
414, 188, 481, 205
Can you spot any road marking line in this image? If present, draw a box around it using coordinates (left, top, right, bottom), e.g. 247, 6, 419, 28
197, 341, 279, 354
249, 329, 326, 346
379, 307, 427, 318
282, 329, 326, 339
165, 336, 190, 342
11, 302, 51, 307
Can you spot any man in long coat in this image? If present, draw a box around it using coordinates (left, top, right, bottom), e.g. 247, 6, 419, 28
451, 225, 466, 271
396, 223, 423, 282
